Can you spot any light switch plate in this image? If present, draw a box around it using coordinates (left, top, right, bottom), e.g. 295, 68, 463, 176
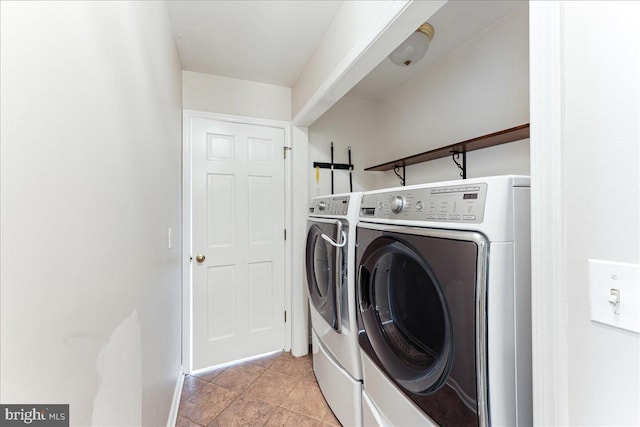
589, 259, 640, 334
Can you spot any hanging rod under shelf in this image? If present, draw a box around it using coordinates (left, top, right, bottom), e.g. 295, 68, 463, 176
364, 123, 530, 172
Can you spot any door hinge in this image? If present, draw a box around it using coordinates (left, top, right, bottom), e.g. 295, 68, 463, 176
283, 146, 292, 159
284, 311, 287, 322
284, 229, 287, 240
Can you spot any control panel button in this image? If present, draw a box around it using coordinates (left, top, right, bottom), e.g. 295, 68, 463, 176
390, 196, 405, 214
312, 196, 351, 215
359, 182, 486, 222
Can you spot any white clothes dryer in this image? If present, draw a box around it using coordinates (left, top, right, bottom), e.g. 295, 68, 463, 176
356, 176, 532, 427
306, 192, 363, 426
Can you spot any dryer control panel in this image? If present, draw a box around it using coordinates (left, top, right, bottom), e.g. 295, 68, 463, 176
309, 195, 350, 216
360, 183, 488, 223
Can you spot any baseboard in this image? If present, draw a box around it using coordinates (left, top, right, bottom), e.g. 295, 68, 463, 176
166, 367, 185, 427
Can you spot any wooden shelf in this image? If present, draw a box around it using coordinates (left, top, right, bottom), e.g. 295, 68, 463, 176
364, 123, 530, 171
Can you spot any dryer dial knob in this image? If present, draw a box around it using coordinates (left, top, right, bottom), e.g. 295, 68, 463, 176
317, 201, 327, 211
390, 196, 405, 214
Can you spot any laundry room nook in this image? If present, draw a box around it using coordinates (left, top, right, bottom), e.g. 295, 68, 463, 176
1, 1, 639, 427
305, 2, 533, 426
308, 2, 530, 195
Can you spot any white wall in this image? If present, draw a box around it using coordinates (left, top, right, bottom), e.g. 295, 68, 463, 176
374, 3, 529, 187
562, 2, 640, 425
293, 1, 446, 126
309, 4, 529, 196
183, 70, 291, 120
292, 0, 397, 117
308, 97, 381, 197
0, 2, 182, 426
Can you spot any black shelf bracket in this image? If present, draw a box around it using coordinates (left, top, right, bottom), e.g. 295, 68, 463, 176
393, 164, 406, 186
451, 150, 467, 179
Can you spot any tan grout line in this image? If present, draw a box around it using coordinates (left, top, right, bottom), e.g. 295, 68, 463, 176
204, 363, 272, 426
202, 385, 241, 427
178, 353, 325, 427
244, 373, 302, 408
178, 412, 206, 427
277, 387, 329, 422
261, 406, 279, 426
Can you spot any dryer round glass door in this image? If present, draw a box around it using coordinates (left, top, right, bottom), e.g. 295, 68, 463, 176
306, 222, 339, 330
358, 236, 453, 393
356, 225, 488, 426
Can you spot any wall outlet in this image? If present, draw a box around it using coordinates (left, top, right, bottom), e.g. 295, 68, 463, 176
589, 259, 640, 334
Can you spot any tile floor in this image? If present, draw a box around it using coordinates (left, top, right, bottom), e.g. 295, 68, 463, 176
176, 351, 342, 427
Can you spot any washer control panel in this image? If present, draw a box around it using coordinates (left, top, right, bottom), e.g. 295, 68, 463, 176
309, 195, 350, 216
360, 183, 488, 223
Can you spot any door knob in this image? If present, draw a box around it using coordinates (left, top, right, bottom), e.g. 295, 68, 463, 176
195, 254, 206, 263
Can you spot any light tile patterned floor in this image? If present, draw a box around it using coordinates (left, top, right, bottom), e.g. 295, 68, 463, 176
176, 352, 342, 427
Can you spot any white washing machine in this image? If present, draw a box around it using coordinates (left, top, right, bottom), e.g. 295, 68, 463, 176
306, 192, 363, 426
355, 176, 532, 427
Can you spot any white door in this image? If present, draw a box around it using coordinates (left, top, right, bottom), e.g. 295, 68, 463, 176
191, 118, 286, 370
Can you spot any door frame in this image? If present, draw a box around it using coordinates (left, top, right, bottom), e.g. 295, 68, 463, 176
181, 110, 292, 373
529, 2, 569, 424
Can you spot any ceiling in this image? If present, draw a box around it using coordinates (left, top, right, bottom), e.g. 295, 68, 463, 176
346, 0, 523, 100
166, 1, 523, 101
166, 0, 343, 88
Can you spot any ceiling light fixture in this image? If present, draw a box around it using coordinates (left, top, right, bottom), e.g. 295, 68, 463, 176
389, 22, 435, 67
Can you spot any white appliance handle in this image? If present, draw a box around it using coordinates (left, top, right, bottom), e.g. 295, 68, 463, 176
321, 231, 347, 248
